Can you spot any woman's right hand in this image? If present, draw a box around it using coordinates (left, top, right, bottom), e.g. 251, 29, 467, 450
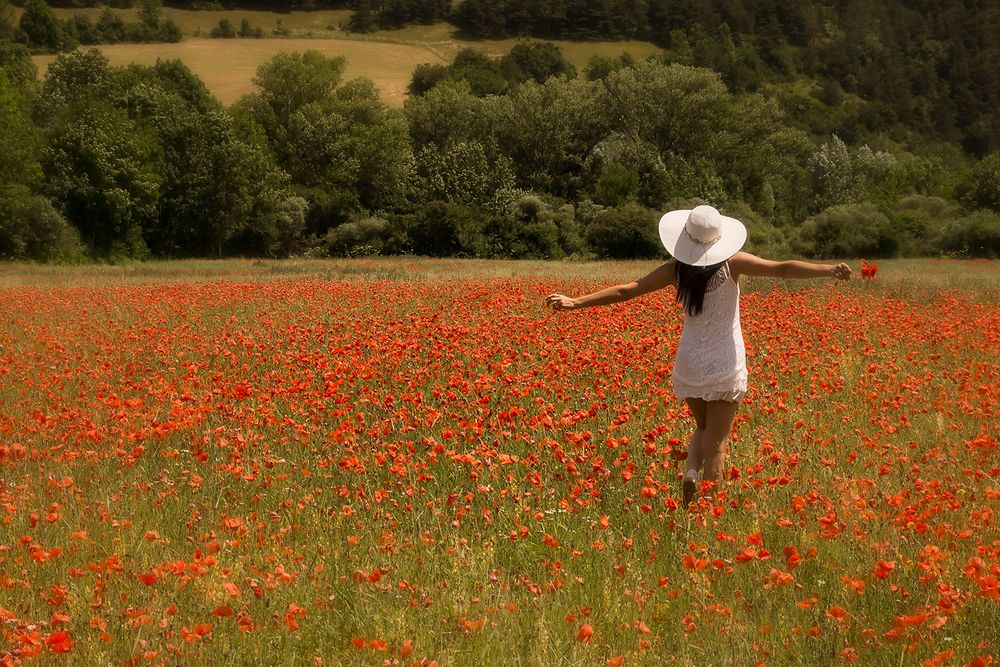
545, 294, 577, 311
831, 263, 852, 280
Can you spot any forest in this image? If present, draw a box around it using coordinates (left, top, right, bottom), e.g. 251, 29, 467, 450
1, 0, 999, 261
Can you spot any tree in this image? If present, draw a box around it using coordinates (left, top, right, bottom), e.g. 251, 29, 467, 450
407, 201, 486, 256
807, 135, 901, 212
96, 8, 126, 44
956, 152, 1000, 213
247, 50, 346, 138
43, 101, 161, 258
404, 79, 500, 151
0, 0, 16, 41
121, 58, 218, 114
0, 52, 85, 262
453, 0, 507, 38
346, 0, 378, 33
19, 0, 74, 52
584, 52, 634, 81
0, 69, 41, 199
238, 19, 262, 38
39, 49, 118, 122
416, 139, 517, 215
597, 62, 731, 159
449, 48, 509, 96
501, 42, 576, 84
138, 0, 162, 29
210, 19, 237, 38
282, 78, 415, 231
497, 77, 608, 197
585, 133, 669, 207
0, 42, 37, 90
409, 63, 448, 96
121, 72, 290, 257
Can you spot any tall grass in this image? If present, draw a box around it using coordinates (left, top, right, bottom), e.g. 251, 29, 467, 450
0, 257, 996, 665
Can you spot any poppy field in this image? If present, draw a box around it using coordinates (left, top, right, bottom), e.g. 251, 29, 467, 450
0, 258, 997, 666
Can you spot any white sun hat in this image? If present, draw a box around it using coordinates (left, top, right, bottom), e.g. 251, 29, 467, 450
658, 205, 747, 266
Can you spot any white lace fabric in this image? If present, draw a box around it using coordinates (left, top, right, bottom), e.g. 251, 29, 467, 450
671, 262, 748, 403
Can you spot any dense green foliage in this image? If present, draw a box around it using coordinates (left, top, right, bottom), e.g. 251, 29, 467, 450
1, 4, 999, 261
410, 44, 576, 97
9, 0, 181, 51
16, 1, 1000, 158
449, 1, 1000, 155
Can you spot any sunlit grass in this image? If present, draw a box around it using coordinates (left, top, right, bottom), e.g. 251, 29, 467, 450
28, 9, 663, 106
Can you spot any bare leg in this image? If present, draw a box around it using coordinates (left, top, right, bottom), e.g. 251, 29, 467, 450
684, 398, 707, 474
683, 398, 707, 505
700, 400, 740, 482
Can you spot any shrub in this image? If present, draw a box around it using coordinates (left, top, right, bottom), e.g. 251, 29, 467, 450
938, 211, 1000, 258
407, 201, 485, 257
210, 19, 236, 38
956, 152, 1000, 213
888, 195, 956, 256
515, 194, 586, 257
0, 190, 85, 262
325, 216, 390, 257
795, 203, 897, 258
582, 203, 663, 259
721, 201, 792, 258
485, 210, 562, 259
409, 63, 448, 96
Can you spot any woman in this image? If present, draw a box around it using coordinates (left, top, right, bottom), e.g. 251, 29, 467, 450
545, 205, 852, 506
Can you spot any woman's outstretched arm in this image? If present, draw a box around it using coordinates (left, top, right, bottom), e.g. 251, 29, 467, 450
545, 262, 676, 311
729, 252, 852, 280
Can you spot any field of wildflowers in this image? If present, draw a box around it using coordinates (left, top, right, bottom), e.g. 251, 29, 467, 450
0, 258, 997, 666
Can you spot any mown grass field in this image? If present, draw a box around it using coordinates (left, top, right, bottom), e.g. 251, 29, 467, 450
27, 8, 663, 106
33, 37, 447, 106
0, 257, 997, 665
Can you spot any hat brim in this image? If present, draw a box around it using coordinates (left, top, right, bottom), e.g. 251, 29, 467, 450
658, 209, 747, 266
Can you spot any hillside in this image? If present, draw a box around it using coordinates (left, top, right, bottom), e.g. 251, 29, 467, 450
2, 1, 998, 263
28, 7, 663, 106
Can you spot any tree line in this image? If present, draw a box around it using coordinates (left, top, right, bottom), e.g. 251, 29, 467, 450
5, 0, 182, 51
1, 40, 998, 262
9, 1, 1000, 159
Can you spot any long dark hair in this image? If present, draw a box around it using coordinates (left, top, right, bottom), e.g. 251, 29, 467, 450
675, 260, 725, 316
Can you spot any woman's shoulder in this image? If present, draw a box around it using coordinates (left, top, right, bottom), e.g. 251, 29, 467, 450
728, 252, 757, 280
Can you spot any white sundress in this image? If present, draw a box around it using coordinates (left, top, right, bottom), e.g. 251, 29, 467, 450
671, 261, 748, 403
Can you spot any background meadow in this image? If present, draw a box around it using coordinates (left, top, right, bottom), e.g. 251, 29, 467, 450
0, 257, 996, 665
25, 5, 666, 106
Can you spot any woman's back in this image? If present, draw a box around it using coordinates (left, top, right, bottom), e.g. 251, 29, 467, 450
671, 262, 747, 402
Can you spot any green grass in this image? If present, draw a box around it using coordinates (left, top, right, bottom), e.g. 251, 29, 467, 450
2, 257, 997, 295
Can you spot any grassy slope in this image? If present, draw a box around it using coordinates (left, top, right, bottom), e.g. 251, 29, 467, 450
26, 7, 663, 106
33, 37, 448, 106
